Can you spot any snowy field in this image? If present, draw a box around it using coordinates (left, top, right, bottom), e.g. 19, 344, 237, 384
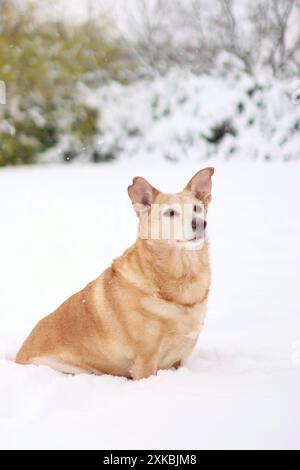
0, 159, 300, 450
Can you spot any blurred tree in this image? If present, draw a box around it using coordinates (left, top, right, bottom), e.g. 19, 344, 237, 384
124, 0, 300, 77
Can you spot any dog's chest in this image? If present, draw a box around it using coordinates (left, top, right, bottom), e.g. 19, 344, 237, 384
147, 297, 206, 368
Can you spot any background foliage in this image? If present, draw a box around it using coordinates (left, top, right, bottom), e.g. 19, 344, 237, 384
0, 0, 121, 166
0, 0, 299, 166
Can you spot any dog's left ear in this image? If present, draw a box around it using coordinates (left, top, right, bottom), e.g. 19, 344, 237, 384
128, 176, 160, 213
184, 167, 214, 203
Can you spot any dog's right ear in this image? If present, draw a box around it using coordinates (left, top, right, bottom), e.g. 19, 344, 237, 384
128, 177, 160, 213
184, 167, 214, 204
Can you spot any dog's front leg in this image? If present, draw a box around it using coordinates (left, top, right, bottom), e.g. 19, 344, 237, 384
130, 355, 158, 380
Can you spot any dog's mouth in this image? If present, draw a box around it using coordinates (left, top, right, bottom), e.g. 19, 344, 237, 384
176, 222, 207, 244
186, 235, 203, 242
182, 234, 204, 243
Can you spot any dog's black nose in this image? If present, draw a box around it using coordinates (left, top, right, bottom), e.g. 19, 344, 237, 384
191, 219, 207, 232
192, 218, 200, 232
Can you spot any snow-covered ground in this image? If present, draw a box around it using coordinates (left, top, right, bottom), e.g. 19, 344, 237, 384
0, 159, 300, 450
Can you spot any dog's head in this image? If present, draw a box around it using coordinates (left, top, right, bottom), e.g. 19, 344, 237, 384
128, 167, 214, 250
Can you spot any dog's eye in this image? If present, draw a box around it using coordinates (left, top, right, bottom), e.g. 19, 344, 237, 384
164, 209, 178, 217
194, 205, 202, 214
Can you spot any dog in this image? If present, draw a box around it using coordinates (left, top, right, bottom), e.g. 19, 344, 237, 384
16, 167, 214, 379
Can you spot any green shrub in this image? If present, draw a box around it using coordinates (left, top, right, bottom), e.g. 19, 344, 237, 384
0, 2, 121, 166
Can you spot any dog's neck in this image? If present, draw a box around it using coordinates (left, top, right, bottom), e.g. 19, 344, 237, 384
138, 237, 208, 275
114, 238, 210, 306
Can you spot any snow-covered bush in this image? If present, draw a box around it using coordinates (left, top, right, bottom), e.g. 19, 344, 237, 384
1, 1, 299, 166
82, 67, 300, 163
0, 2, 121, 166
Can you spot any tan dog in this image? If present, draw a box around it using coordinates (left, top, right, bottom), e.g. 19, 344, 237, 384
16, 167, 214, 379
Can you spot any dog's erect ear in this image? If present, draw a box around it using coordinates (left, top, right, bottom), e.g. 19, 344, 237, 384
128, 177, 160, 212
184, 167, 214, 203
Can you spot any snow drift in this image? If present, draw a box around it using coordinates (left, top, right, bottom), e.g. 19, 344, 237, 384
0, 160, 299, 449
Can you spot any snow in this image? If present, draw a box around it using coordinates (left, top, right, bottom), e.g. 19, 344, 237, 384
0, 159, 300, 450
